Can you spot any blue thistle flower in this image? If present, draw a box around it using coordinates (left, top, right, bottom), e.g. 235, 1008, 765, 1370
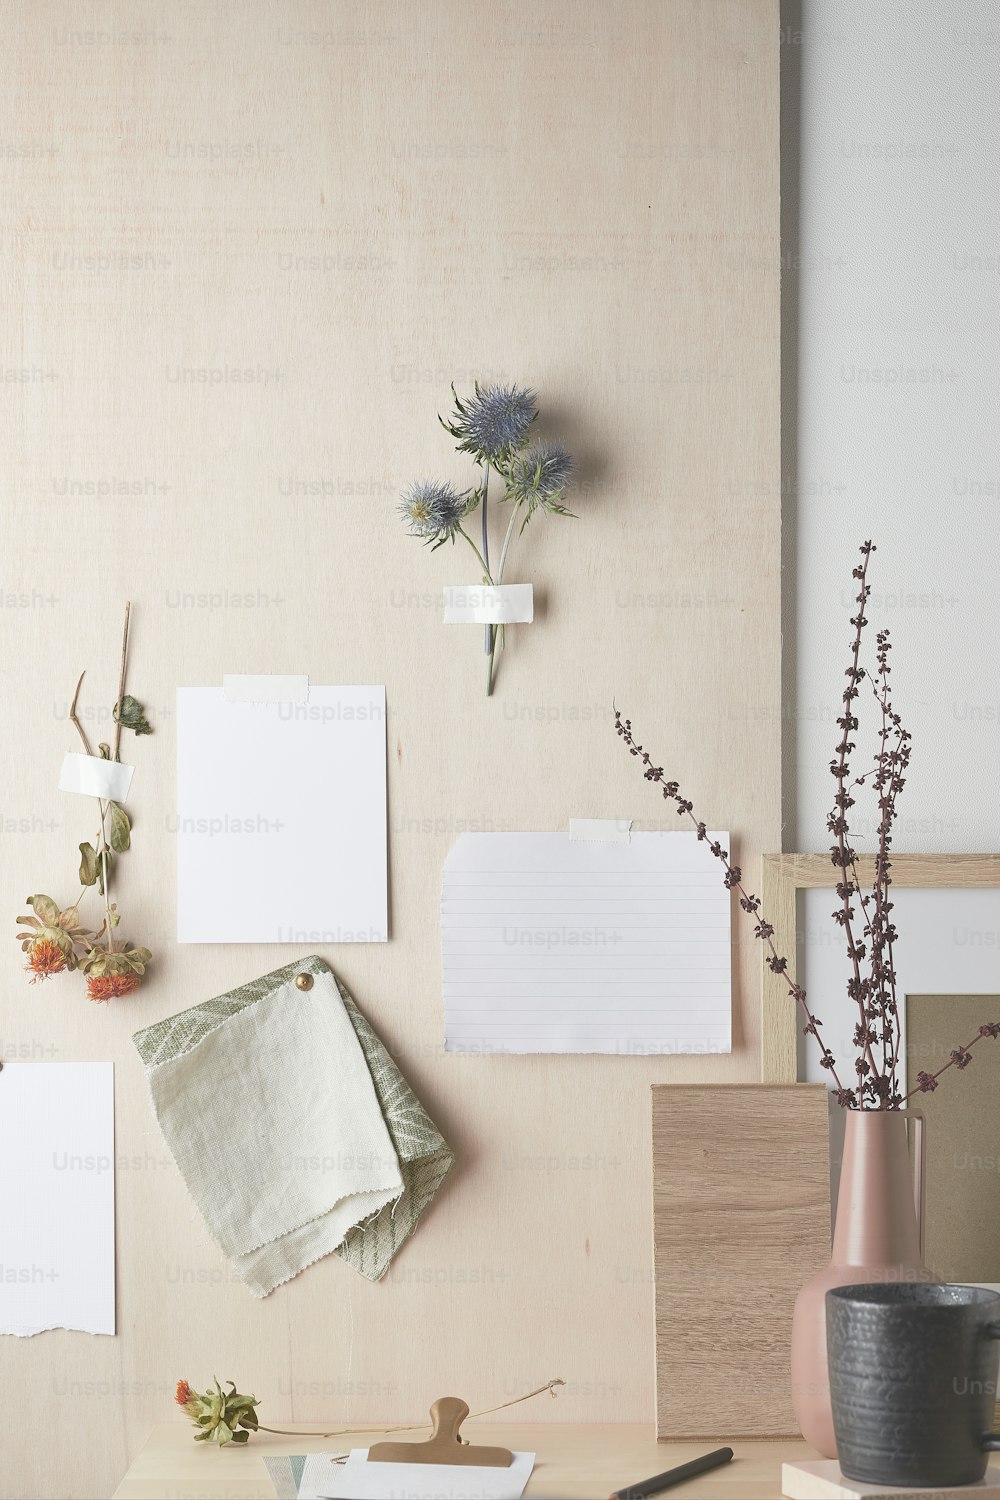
503, 442, 576, 518
398, 480, 468, 546
441, 382, 537, 466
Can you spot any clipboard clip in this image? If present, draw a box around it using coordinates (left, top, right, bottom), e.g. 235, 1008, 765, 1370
367, 1396, 513, 1469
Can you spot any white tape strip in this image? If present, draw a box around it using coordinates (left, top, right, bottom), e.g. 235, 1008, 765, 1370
223, 675, 309, 704
443, 584, 534, 625
568, 818, 632, 844
59, 752, 134, 804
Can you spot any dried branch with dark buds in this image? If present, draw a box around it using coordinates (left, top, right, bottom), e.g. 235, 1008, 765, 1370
616, 541, 999, 1109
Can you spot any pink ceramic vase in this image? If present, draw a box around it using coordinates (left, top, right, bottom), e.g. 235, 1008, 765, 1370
791, 1107, 930, 1456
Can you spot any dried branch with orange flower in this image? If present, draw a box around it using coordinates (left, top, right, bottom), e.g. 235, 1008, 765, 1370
15, 603, 153, 1002
174, 1375, 565, 1449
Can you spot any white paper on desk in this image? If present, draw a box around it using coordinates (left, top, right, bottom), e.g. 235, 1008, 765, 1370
442, 832, 732, 1055
176, 685, 387, 944
299, 1448, 535, 1500
0, 1062, 115, 1336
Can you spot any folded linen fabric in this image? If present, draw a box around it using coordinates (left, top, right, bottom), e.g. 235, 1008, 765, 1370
133, 956, 454, 1295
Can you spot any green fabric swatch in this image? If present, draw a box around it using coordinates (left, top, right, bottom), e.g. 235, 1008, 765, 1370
133, 955, 454, 1285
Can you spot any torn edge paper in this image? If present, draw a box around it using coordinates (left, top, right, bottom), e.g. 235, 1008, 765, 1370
568, 818, 632, 844
443, 584, 533, 625
223, 674, 310, 704
0, 1061, 115, 1337
58, 752, 134, 804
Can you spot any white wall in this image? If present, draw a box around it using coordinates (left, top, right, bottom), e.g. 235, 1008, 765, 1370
793, 0, 1000, 853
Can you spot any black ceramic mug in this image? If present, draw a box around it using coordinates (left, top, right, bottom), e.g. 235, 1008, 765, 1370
826, 1283, 1000, 1487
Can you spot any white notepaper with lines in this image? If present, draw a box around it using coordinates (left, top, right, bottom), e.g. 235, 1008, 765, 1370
442, 832, 732, 1055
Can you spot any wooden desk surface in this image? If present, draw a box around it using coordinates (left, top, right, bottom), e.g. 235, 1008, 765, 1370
113, 1423, 817, 1499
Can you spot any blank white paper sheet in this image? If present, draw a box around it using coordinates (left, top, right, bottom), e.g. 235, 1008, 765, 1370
299, 1449, 535, 1500
176, 686, 387, 944
0, 1062, 115, 1336
442, 832, 732, 1055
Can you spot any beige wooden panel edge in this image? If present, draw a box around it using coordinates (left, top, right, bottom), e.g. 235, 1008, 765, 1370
760, 853, 1000, 1084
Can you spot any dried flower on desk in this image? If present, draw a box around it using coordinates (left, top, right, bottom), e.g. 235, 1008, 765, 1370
617, 539, 1000, 1110
400, 382, 577, 695
176, 1378, 260, 1446
14, 603, 153, 1002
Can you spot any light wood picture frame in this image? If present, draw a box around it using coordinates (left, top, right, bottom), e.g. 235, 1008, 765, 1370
759, 854, 1000, 1084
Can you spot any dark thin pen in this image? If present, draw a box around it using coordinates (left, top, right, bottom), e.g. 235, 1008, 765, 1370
609, 1445, 735, 1500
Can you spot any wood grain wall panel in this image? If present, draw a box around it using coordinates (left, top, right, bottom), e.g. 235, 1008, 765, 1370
0, 2, 780, 1494
652, 1086, 831, 1439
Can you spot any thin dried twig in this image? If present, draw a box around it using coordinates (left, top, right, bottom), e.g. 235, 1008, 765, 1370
235, 1377, 566, 1444
827, 542, 882, 1098
112, 601, 131, 761
908, 1023, 1000, 1100
69, 608, 132, 957
69, 672, 93, 757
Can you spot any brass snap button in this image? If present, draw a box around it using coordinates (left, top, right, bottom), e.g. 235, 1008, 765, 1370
295, 972, 314, 991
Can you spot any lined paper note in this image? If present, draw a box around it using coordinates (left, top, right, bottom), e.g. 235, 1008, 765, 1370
442, 832, 732, 1055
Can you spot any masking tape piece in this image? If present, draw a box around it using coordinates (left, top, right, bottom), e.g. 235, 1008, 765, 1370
58, 752, 134, 803
443, 584, 534, 625
223, 675, 309, 704
568, 818, 632, 844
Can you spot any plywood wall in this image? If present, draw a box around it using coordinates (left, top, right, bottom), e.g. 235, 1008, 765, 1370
0, 2, 780, 1494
